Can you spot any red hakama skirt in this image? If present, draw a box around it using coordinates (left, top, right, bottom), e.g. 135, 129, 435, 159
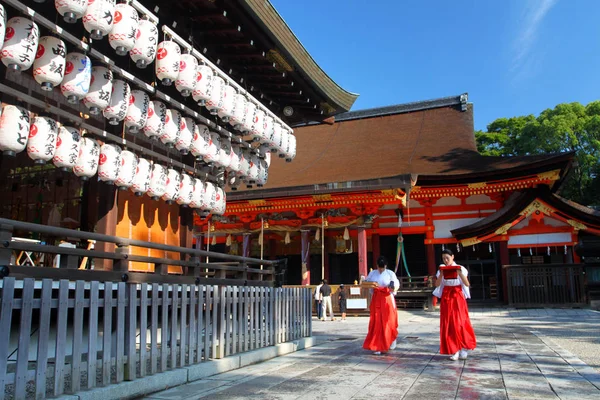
440, 285, 477, 354
363, 287, 398, 352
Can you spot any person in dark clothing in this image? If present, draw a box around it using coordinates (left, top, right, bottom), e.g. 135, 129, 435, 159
320, 280, 334, 321
338, 284, 347, 321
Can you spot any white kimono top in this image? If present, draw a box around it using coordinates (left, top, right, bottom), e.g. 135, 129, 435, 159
432, 262, 471, 299
365, 269, 400, 296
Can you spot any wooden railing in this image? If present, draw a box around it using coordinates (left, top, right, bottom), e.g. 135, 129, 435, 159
0, 277, 312, 399
505, 264, 586, 307
0, 218, 281, 286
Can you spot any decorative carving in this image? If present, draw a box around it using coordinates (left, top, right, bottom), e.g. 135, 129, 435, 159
537, 170, 561, 181
566, 219, 587, 231
461, 237, 481, 246
312, 194, 332, 202
494, 223, 513, 235
521, 200, 555, 217
248, 199, 267, 206
468, 182, 487, 189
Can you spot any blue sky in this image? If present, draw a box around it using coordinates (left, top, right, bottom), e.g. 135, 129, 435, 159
270, 0, 600, 130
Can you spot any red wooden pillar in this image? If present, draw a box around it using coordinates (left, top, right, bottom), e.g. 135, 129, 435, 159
499, 240, 510, 303
358, 226, 368, 279
371, 233, 380, 268
426, 244, 436, 276
301, 230, 310, 285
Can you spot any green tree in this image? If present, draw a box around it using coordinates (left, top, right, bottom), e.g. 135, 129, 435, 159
476, 102, 600, 205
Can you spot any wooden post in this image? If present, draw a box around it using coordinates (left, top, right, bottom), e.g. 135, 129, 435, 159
358, 226, 367, 280
371, 233, 380, 270
499, 240, 510, 303
0, 224, 13, 266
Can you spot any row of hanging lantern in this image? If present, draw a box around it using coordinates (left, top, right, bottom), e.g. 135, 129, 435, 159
0, 102, 227, 213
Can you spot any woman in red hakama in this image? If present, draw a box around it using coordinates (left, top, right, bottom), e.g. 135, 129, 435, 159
363, 256, 399, 355
434, 249, 476, 360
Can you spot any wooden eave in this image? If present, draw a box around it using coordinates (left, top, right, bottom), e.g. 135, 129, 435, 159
451, 186, 600, 245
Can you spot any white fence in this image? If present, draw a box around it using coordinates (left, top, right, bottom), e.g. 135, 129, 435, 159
0, 278, 312, 399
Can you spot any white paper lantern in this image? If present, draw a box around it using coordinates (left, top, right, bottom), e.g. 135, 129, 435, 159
55, 0, 87, 24
162, 168, 181, 204
286, 133, 296, 162
98, 143, 121, 184
27, 116, 58, 164
189, 178, 204, 209
115, 149, 137, 189
103, 79, 130, 125
1, 18, 39, 72
83, 66, 113, 115
176, 173, 193, 206
192, 64, 213, 106
270, 122, 282, 152
217, 137, 231, 170
155, 40, 180, 86
241, 101, 257, 133
130, 19, 157, 68
256, 157, 269, 187
247, 152, 260, 185
229, 143, 241, 175
82, 0, 115, 40
203, 131, 220, 165
124, 89, 149, 133
176, 117, 193, 155
229, 93, 247, 130
213, 186, 226, 215
217, 84, 236, 123
142, 100, 166, 140
0, 5, 5, 46
262, 116, 274, 144
147, 163, 167, 200
131, 157, 150, 196
237, 149, 250, 179
73, 137, 99, 180
32, 36, 67, 91
160, 108, 181, 147
60, 52, 91, 104
205, 75, 223, 115
250, 109, 265, 141
190, 123, 210, 160
201, 181, 217, 211
175, 53, 197, 97
108, 3, 138, 55
53, 125, 80, 171
0, 104, 30, 156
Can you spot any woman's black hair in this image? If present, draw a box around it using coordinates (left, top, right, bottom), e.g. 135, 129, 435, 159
376, 255, 388, 269
441, 249, 454, 257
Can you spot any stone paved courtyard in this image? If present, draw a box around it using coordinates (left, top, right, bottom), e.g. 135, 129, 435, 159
143, 308, 600, 399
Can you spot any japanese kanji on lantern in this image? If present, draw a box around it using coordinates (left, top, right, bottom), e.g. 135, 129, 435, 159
201, 180, 217, 210
247, 152, 260, 186
192, 64, 213, 106
130, 19, 158, 69
190, 123, 211, 161
162, 168, 181, 204
103, 78, 131, 125
83, 66, 113, 115
256, 156, 269, 187
205, 75, 223, 115
270, 122, 282, 153
98, 143, 121, 184
176, 117, 193, 155
189, 178, 204, 209
147, 162, 167, 200
131, 157, 151, 196
229, 93, 247, 131
125, 89, 150, 133
250, 108, 265, 142
286, 132, 296, 162
1, 17, 39, 72
262, 115, 274, 145
115, 149, 137, 189
155, 40, 180, 86
108, 3, 139, 56
0, 104, 30, 156
82, 0, 116, 40
55, 0, 88, 24
237, 148, 250, 181
203, 130, 220, 166
27, 116, 58, 164
240, 101, 257, 134
217, 84, 236, 123
217, 137, 232, 170
212, 186, 226, 215
176, 173, 193, 206
60, 52, 91, 104
142, 100, 166, 140
160, 108, 182, 148
53, 125, 80, 171
33, 36, 67, 91
175, 53, 197, 97
73, 136, 99, 180
229, 143, 242, 175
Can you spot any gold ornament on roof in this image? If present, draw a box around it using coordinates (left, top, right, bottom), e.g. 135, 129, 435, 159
566, 219, 587, 231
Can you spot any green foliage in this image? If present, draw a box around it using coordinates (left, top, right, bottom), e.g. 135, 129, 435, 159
476, 102, 600, 205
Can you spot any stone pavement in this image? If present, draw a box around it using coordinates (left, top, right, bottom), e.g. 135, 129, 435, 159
142, 308, 600, 400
